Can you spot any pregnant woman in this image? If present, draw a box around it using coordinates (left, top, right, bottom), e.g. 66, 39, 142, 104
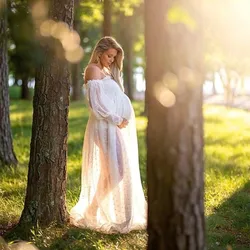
70, 36, 147, 234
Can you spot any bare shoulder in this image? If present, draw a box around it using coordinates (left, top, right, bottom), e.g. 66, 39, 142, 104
84, 64, 102, 82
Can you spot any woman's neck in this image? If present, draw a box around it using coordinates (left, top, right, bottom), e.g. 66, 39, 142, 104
95, 62, 103, 70
92, 62, 110, 76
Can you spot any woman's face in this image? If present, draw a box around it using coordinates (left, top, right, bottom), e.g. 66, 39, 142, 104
100, 48, 117, 68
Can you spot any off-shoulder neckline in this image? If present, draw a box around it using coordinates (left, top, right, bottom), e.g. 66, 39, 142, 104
86, 75, 111, 84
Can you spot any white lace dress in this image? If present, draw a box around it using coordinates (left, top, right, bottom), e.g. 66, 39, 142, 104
70, 75, 147, 234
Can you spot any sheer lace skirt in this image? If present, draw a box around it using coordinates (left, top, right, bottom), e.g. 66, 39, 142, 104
70, 112, 147, 234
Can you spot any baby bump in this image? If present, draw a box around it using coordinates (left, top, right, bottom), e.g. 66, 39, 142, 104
117, 94, 133, 120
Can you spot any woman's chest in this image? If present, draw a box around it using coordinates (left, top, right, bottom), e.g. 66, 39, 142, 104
103, 80, 122, 98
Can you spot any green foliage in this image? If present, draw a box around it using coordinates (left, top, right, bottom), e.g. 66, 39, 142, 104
79, 1, 103, 26
8, 0, 43, 79
112, 0, 145, 71
75, 1, 102, 71
74, 0, 146, 79
167, 4, 197, 31
113, 0, 142, 16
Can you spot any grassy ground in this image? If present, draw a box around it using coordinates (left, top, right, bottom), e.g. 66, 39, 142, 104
1, 87, 250, 249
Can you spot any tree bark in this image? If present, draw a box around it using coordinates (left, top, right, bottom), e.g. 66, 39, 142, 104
123, 16, 134, 100
103, 0, 112, 36
123, 45, 134, 100
119, 13, 134, 100
19, 0, 74, 228
71, 63, 82, 101
21, 76, 29, 100
0, 0, 18, 167
71, 2, 82, 101
145, 0, 205, 249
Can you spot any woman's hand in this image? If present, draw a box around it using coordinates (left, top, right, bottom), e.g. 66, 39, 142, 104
118, 118, 129, 129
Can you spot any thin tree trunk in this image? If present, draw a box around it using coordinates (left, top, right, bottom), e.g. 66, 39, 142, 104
119, 13, 134, 99
212, 72, 217, 95
240, 76, 245, 95
14, 77, 18, 86
19, 0, 74, 228
219, 71, 232, 108
21, 76, 29, 100
123, 42, 134, 100
145, 0, 205, 249
0, 0, 18, 167
103, 0, 112, 36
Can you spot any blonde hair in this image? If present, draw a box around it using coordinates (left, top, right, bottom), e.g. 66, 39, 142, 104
87, 36, 124, 90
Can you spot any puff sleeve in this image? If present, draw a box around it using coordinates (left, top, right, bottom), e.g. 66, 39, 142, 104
87, 79, 123, 126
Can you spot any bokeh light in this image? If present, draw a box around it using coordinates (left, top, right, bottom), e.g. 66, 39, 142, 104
61, 30, 81, 51
50, 21, 69, 40
162, 72, 178, 92
31, 0, 48, 20
40, 20, 56, 37
154, 81, 176, 108
65, 46, 84, 63
38, 18, 84, 63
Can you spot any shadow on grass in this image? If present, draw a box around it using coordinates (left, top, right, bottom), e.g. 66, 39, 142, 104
3, 224, 146, 250
47, 227, 146, 250
137, 130, 146, 185
68, 138, 84, 157
3, 100, 147, 249
206, 181, 250, 250
1, 187, 26, 199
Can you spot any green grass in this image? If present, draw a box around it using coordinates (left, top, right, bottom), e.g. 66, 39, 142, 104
1, 89, 250, 249
204, 107, 250, 250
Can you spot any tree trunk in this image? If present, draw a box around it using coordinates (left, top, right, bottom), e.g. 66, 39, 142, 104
123, 41, 134, 100
212, 72, 217, 95
240, 76, 245, 95
19, 0, 74, 228
0, 0, 18, 167
119, 13, 134, 100
21, 76, 29, 100
219, 71, 232, 108
71, 63, 82, 101
145, 0, 205, 249
71, 3, 82, 101
103, 0, 112, 36
14, 77, 18, 86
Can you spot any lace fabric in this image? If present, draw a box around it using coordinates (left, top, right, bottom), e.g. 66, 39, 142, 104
70, 76, 147, 234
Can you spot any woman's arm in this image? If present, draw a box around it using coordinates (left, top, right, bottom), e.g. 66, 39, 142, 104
85, 65, 128, 128
84, 66, 124, 127
87, 81, 123, 125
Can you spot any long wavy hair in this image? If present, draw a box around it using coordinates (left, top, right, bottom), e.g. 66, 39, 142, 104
86, 36, 124, 90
